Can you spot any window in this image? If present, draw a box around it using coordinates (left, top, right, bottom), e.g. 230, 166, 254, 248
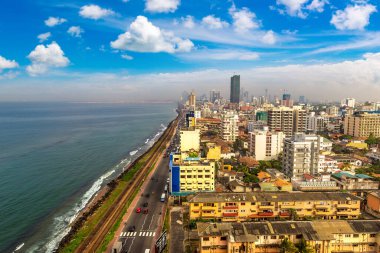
353, 234, 359, 238
181, 175, 185, 178
345, 234, 351, 238
203, 237, 209, 241
221, 236, 227, 241
279, 235, 284, 239
251, 202, 256, 205
263, 236, 268, 239
194, 203, 199, 206
271, 236, 277, 239
370, 234, 376, 238
241, 203, 245, 206
296, 234, 302, 239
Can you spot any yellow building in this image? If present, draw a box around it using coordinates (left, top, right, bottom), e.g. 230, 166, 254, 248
189, 192, 361, 221
180, 127, 200, 152
197, 220, 380, 253
206, 143, 221, 160
344, 112, 380, 138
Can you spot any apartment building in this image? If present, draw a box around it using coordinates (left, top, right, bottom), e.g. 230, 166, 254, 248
282, 133, 329, 179
169, 154, 215, 195
189, 192, 361, 221
197, 220, 380, 253
220, 111, 239, 142
331, 172, 379, 195
267, 107, 306, 137
180, 127, 200, 152
248, 127, 285, 161
344, 111, 380, 138
307, 112, 329, 133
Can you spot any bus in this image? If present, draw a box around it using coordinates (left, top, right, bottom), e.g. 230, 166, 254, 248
160, 193, 166, 202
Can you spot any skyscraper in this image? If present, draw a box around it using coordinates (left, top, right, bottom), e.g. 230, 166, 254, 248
230, 75, 240, 103
209, 90, 221, 103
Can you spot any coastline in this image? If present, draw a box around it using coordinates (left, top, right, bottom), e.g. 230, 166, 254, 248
55, 113, 178, 252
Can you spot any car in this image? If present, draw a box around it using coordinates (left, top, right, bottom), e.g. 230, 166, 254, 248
136, 207, 141, 213
143, 209, 148, 214
143, 202, 148, 207
145, 193, 150, 198
128, 226, 136, 232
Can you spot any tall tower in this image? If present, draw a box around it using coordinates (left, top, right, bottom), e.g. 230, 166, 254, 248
230, 75, 240, 104
188, 91, 196, 109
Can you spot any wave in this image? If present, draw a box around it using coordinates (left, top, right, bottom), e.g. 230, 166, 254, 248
28, 123, 168, 252
12, 243, 24, 252
129, 150, 138, 156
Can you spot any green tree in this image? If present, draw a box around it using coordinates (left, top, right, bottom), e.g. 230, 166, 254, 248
280, 238, 298, 253
365, 133, 379, 146
296, 238, 315, 253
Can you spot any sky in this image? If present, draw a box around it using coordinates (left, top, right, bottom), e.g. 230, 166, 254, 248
0, 0, 380, 102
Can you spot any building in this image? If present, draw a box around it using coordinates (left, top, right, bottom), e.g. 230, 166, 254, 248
344, 111, 380, 138
331, 172, 379, 195
180, 127, 200, 152
267, 107, 306, 137
248, 127, 285, 161
169, 154, 215, 195
230, 75, 240, 104
366, 191, 380, 218
197, 220, 380, 253
209, 90, 221, 103
205, 143, 221, 160
346, 98, 356, 108
281, 93, 293, 107
292, 173, 340, 192
282, 133, 331, 179
220, 111, 239, 142
307, 112, 329, 133
189, 91, 196, 109
326, 105, 339, 116
189, 192, 361, 221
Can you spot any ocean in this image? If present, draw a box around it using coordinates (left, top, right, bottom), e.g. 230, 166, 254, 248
0, 102, 177, 253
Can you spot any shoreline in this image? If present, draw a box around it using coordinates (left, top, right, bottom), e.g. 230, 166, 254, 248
55, 113, 178, 252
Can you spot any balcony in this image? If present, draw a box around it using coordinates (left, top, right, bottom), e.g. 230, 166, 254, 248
223, 206, 238, 210
259, 205, 275, 210
279, 211, 291, 217
337, 203, 355, 209
337, 210, 360, 216
315, 210, 333, 216
315, 204, 331, 209
258, 211, 274, 217
202, 206, 217, 211
223, 212, 238, 217
280, 204, 295, 209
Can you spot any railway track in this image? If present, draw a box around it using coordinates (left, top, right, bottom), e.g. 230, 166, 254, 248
74, 117, 178, 253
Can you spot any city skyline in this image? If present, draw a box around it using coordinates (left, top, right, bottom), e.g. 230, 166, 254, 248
1, 0, 380, 102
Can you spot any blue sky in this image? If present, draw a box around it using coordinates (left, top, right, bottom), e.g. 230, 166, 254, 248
1, 0, 380, 102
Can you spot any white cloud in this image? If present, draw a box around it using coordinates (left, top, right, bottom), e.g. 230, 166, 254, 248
44, 17, 67, 27
26, 42, 70, 76
307, 0, 328, 12
121, 54, 133, 60
276, 0, 308, 17
179, 49, 259, 61
181, 15, 195, 29
201, 15, 229, 29
0, 55, 18, 72
331, 3, 376, 30
262, 30, 277, 45
229, 5, 260, 33
37, 32, 51, 42
79, 5, 115, 20
110, 16, 193, 53
145, 0, 180, 13
67, 26, 84, 37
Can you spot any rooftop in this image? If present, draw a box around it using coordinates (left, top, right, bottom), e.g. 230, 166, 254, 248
189, 191, 360, 203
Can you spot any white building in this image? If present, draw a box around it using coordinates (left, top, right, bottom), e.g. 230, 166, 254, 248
306, 112, 329, 133
180, 128, 200, 152
345, 98, 356, 108
248, 127, 285, 161
282, 133, 331, 179
220, 111, 239, 142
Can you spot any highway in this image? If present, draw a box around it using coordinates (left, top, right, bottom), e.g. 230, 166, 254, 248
118, 155, 169, 253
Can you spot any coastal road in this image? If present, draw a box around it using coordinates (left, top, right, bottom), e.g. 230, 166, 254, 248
118, 155, 170, 253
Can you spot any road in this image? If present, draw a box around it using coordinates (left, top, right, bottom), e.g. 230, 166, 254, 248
118, 155, 170, 253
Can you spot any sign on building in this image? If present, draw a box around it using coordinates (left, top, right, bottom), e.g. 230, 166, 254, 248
155, 231, 167, 253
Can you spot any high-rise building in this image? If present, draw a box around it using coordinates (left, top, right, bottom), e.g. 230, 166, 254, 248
282, 133, 328, 179
344, 111, 380, 138
220, 111, 239, 142
267, 107, 306, 136
293, 107, 307, 133
248, 127, 285, 160
307, 112, 329, 133
180, 128, 200, 152
326, 105, 339, 116
230, 75, 240, 103
188, 91, 196, 109
299, 95, 306, 104
346, 98, 356, 108
209, 90, 221, 103
281, 93, 293, 107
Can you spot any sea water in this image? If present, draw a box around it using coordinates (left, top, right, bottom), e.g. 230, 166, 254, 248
0, 102, 176, 253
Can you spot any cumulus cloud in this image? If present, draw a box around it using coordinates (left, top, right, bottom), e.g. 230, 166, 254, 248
121, 54, 133, 60
275, 0, 328, 18
181, 15, 195, 29
44, 17, 67, 27
229, 5, 260, 33
262, 30, 276, 45
0, 55, 19, 72
26, 42, 70, 76
201, 15, 229, 29
79, 4, 115, 20
37, 32, 51, 42
67, 26, 84, 37
110, 16, 193, 53
145, 0, 180, 13
331, 3, 376, 30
